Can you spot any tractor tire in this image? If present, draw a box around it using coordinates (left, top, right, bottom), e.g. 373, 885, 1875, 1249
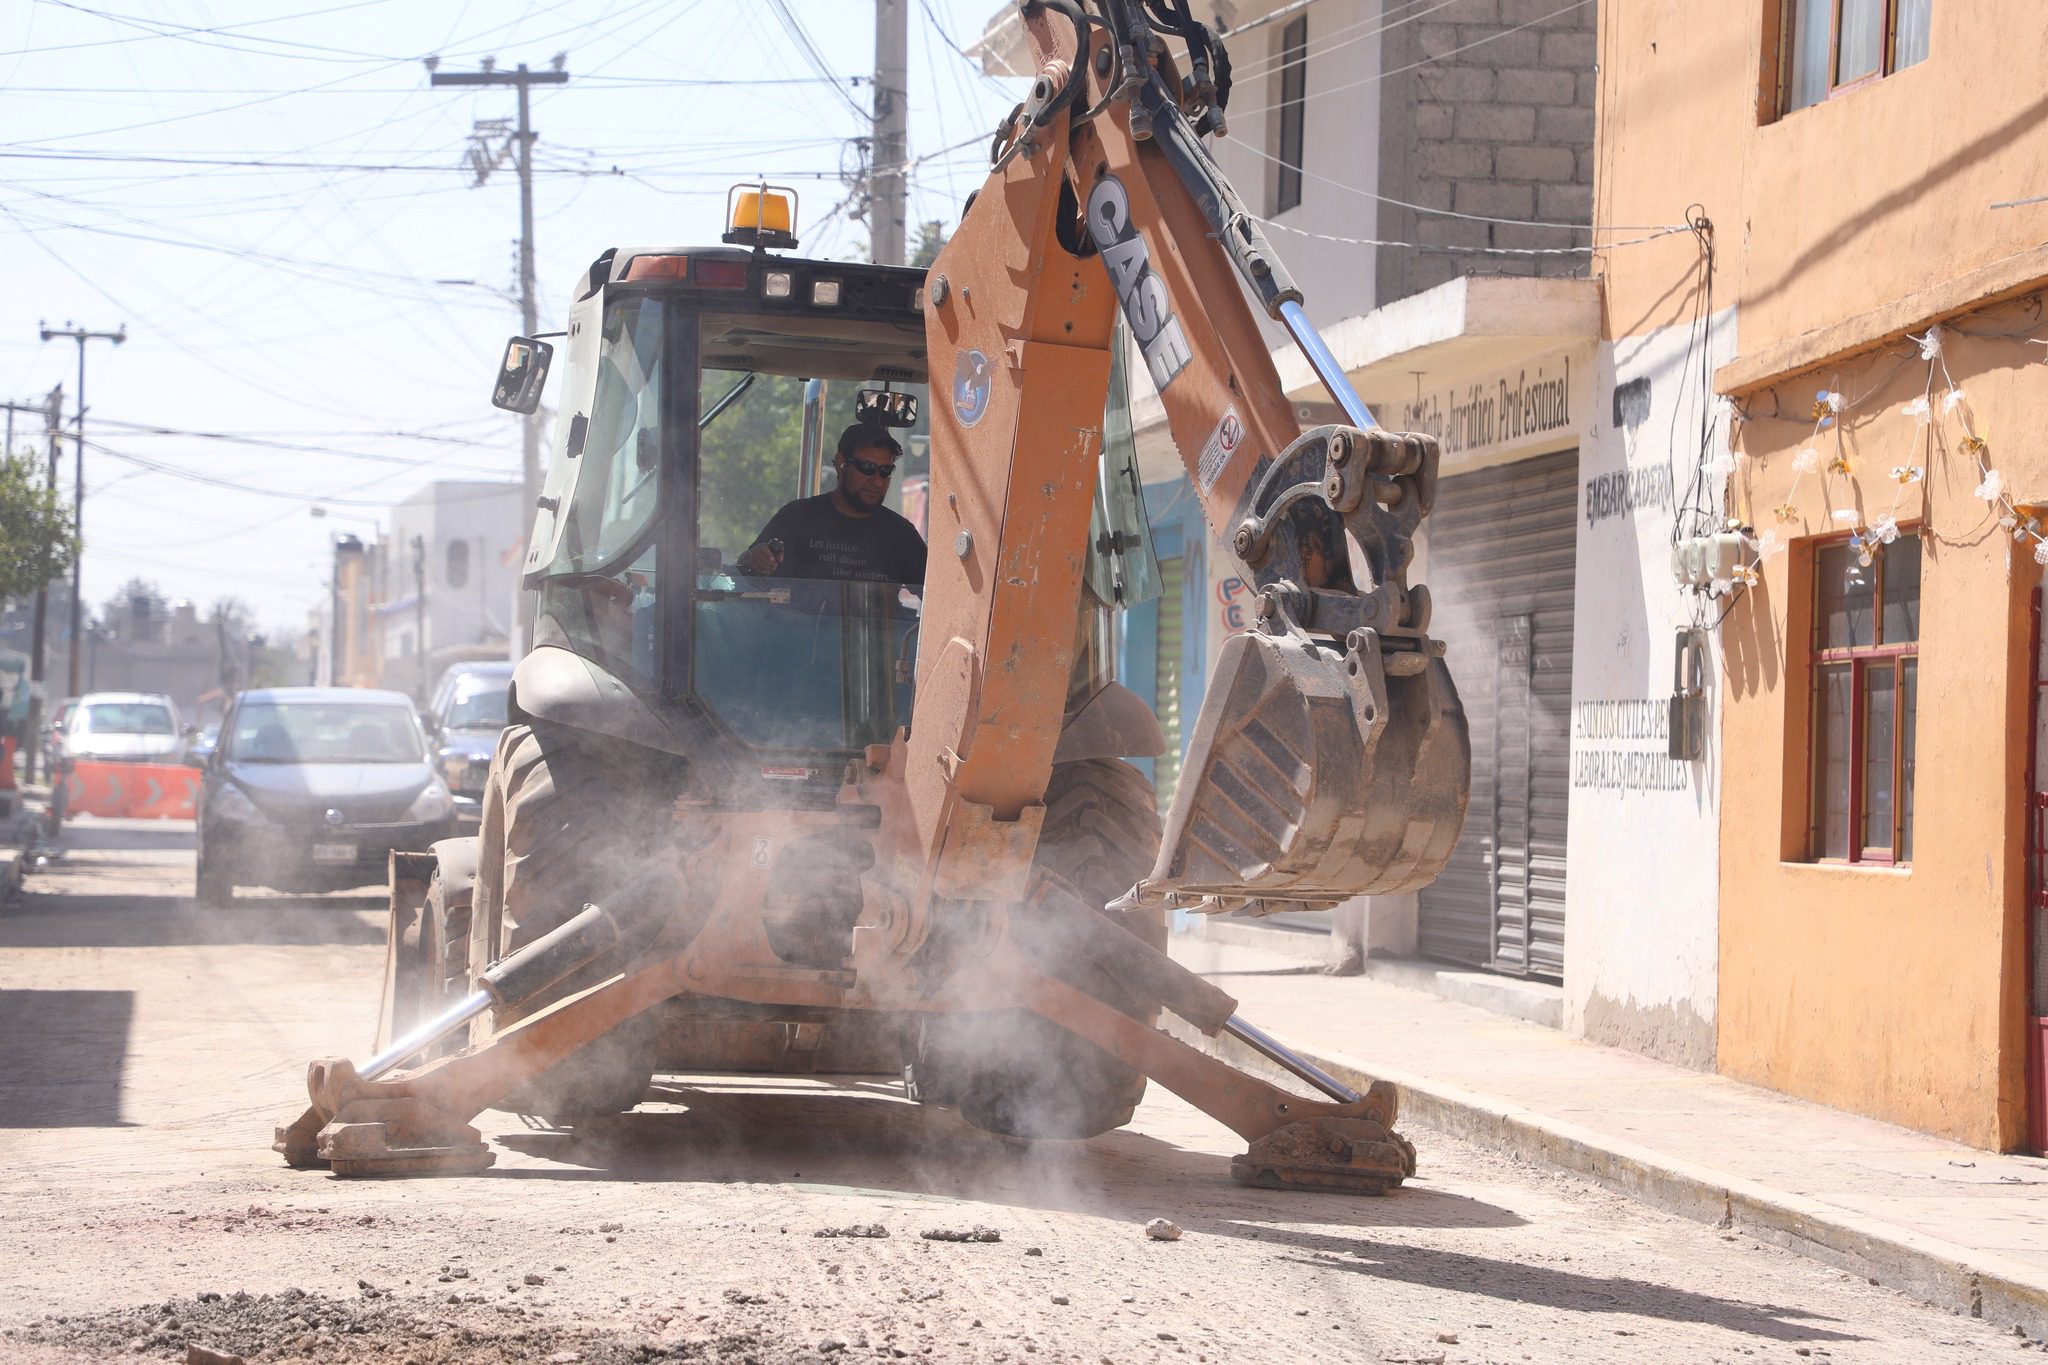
194, 845, 235, 907
413, 841, 478, 1062
912, 758, 1165, 1140
473, 720, 680, 1123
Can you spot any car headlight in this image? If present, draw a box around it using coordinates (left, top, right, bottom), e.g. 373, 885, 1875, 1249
405, 780, 454, 823
212, 783, 262, 823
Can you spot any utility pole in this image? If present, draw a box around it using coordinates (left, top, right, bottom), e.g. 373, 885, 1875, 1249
411, 534, 428, 702
428, 56, 568, 527
871, 0, 909, 266
37, 323, 125, 699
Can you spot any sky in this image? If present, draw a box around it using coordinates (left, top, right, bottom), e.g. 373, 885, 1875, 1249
0, 0, 1027, 633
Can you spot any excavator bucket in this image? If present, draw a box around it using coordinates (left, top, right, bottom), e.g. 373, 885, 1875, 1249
1143, 626, 1469, 911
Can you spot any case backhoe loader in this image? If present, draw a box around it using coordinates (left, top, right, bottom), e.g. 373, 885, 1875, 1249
275, 0, 1469, 1194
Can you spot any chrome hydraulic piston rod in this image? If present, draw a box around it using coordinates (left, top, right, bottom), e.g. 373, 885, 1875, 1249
359, 902, 621, 1081
1221, 1013, 1363, 1105
1279, 299, 1378, 432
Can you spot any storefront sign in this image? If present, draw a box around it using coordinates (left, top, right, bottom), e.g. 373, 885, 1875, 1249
1372, 346, 1591, 471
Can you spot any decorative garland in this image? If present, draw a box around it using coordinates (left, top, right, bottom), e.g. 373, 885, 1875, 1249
1728, 323, 2039, 591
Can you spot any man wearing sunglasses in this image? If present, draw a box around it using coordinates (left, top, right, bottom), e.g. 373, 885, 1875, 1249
739, 421, 927, 585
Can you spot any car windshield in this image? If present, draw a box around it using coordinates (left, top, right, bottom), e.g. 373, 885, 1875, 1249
228, 702, 424, 764
445, 684, 508, 730
80, 702, 175, 735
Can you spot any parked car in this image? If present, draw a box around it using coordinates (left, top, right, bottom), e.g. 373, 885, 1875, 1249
424, 660, 513, 824
59, 692, 186, 763
194, 687, 456, 904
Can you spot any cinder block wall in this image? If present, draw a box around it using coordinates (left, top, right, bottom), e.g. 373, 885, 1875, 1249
1375, 0, 1597, 305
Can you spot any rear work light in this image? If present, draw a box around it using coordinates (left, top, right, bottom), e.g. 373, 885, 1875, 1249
764, 270, 793, 299
811, 279, 842, 307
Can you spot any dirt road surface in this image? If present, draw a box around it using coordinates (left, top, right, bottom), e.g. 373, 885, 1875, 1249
0, 821, 2023, 1363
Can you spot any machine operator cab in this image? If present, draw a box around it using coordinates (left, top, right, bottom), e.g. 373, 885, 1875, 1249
491, 185, 1158, 790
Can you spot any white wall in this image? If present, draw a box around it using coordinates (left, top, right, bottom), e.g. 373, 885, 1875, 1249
1564, 307, 1737, 1068
1212, 0, 1383, 344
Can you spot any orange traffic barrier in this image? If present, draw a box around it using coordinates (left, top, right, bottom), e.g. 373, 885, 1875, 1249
60, 761, 200, 820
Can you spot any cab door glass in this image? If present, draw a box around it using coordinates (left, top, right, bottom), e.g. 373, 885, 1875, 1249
551, 295, 665, 574
536, 295, 666, 686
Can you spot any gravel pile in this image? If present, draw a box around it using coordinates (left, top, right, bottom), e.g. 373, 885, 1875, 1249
5, 1289, 785, 1364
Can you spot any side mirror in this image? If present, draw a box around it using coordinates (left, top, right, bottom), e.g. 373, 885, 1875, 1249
492, 336, 554, 415
855, 387, 919, 428
418, 708, 440, 737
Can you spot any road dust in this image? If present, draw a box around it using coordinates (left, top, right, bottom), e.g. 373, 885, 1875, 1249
4, 811, 2028, 1365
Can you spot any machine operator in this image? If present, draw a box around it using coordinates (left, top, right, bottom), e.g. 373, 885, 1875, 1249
739, 421, 927, 586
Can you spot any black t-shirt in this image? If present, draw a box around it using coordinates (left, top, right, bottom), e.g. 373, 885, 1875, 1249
751, 493, 927, 586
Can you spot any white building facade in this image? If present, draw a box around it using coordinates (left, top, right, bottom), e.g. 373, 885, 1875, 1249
376, 480, 524, 698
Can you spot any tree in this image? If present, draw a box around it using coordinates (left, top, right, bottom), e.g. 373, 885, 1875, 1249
0, 452, 77, 604
697, 370, 808, 559
210, 596, 256, 694
910, 220, 950, 269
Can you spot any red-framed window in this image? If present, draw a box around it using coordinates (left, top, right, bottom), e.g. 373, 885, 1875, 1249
1780, 0, 1931, 116
1809, 533, 1920, 864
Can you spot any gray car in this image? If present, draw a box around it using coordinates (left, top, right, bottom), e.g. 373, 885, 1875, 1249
425, 660, 513, 824
195, 687, 456, 903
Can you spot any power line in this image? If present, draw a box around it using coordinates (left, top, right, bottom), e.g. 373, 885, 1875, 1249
85, 438, 517, 507
1254, 213, 1691, 256
1227, 0, 1595, 121
85, 419, 503, 467
1228, 0, 1473, 82
16, 0, 404, 62
765, 0, 872, 122
0, 75, 860, 94
1222, 135, 1685, 234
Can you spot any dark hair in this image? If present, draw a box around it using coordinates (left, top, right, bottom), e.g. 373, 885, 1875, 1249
835, 421, 902, 464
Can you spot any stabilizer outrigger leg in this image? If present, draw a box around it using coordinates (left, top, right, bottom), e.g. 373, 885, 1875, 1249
950, 939, 1416, 1196
277, 884, 1415, 1193
1217, 1015, 1414, 1193
275, 904, 633, 1176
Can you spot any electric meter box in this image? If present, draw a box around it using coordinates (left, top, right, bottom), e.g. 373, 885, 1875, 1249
1670, 531, 1748, 588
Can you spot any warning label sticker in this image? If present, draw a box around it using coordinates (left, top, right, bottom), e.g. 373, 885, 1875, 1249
1196, 406, 1244, 492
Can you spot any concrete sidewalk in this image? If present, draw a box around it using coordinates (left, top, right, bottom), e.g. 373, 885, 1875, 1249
1170, 929, 2048, 1337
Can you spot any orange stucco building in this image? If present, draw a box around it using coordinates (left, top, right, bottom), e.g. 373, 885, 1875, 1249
1594, 0, 2048, 1147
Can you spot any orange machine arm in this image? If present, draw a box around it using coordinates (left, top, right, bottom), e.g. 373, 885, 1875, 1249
908, 0, 1469, 916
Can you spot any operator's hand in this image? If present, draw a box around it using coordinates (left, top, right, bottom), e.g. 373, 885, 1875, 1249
739, 539, 784, 575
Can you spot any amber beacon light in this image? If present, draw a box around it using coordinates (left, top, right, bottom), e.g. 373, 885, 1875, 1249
723, 183, 799, 250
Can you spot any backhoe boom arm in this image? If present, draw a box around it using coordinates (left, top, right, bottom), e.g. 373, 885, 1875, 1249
906, 1, 1469, 917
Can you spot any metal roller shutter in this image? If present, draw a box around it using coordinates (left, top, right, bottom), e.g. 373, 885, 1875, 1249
1153, 555, 1186, 813
1416, 448, 1578, 980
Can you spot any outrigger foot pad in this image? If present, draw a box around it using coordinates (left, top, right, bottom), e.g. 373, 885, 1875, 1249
1230, 1115, 1417, 1196
316, 1096, 494, 1177
274, 1057, 495, 1177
